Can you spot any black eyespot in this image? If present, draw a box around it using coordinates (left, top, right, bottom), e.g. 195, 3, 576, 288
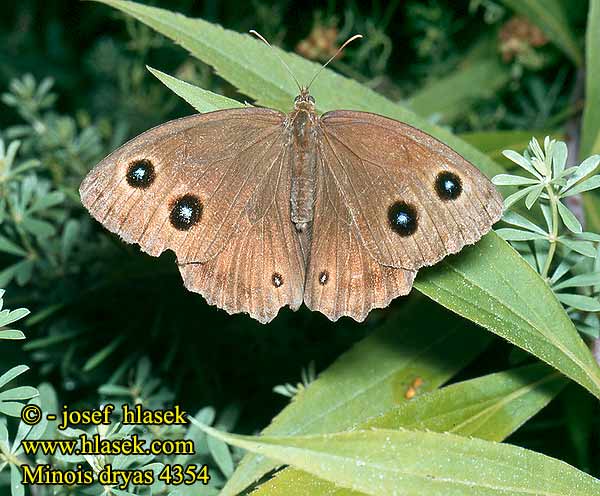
435, 171, 462, 200
169, 195, 202, 230
126, 159, 155, 188
294, 95, 301, 102
272, 273, 284, 288
308, 95, 315, 104
318, 271, 329, 285
388, 202, 418, 236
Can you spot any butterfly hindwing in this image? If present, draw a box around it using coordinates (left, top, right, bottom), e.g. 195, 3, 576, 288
179, 144, 305, 323
304, 154, 416, 322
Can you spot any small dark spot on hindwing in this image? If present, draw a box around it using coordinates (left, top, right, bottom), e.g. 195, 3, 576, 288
272, 273, 284, 288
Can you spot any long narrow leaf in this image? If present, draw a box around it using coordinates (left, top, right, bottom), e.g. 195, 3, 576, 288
581, 0, 600, 156
194, 422, 600, 496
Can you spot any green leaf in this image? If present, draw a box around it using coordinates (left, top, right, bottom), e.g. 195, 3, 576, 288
557, 201, 583, 233
147, 67, 244, 113
254, 364, 567, 496
503, 184, 538, 209
416, 233, 600, 399
194, 422, 600, 496
222, 303, 491, 496
580, 0, 600, 157
0, 365, 29, 389
0, 235, 27, 257
563, 175, 600, 197
496, 228, 547, 241
501, 210, 548, 234
525, 183, 544, 209
207, 435, 234, 477
0, 386, 38, 401
499, 0, 583, 66
0, 330, 25, 340
558, 238, 598, 257
492, 174, 538, 186
553, 140, 568, 177
408, 59, 509, 122
93, 0, 504, 179
0, 307, 30, 327
563, 155, 600, 190
20, 217, 56, 239
556, 293, 600, 312
554, 272, 600, 290
502, 150, 540, 178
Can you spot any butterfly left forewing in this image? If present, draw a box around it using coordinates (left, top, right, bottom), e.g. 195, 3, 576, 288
318, 110, 503, 271
80, 108, 287, 264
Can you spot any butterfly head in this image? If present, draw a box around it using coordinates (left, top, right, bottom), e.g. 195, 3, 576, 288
294, 88, 316, 111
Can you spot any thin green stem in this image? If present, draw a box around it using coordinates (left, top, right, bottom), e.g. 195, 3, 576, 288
541, 185, 560, 279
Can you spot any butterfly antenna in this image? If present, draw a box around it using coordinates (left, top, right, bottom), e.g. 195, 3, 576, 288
306, 34, 363, 91
250, 30, 302, 92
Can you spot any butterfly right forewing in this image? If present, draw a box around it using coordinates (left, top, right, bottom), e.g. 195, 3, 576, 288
318, 111, 503, 271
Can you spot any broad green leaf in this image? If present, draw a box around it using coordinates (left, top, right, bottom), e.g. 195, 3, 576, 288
580, 0, 600, 157
415, 232, 600, 399
408, 59, 509, 122
499, 0, 583, 66
93, 0, 504, 179
195, 422, 600, 496
222, 303, 491, 496
253, 363, 567, 496
147, 66, 244, 112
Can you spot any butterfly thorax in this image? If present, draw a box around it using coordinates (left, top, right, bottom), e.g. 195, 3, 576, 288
289, 89, 319, 232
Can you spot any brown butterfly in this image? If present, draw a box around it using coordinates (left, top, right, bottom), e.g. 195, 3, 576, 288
79, 33, 502, 324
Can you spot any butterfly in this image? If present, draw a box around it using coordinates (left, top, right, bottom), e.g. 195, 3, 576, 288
79, 33, 503, 324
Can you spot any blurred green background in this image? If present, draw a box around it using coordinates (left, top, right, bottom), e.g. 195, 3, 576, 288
0, 0, 597, 486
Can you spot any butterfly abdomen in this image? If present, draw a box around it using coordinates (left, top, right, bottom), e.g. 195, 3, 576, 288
289, 108, 319, 231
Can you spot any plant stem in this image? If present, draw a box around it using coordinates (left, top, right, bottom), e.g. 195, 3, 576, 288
541, 185, 560, 279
